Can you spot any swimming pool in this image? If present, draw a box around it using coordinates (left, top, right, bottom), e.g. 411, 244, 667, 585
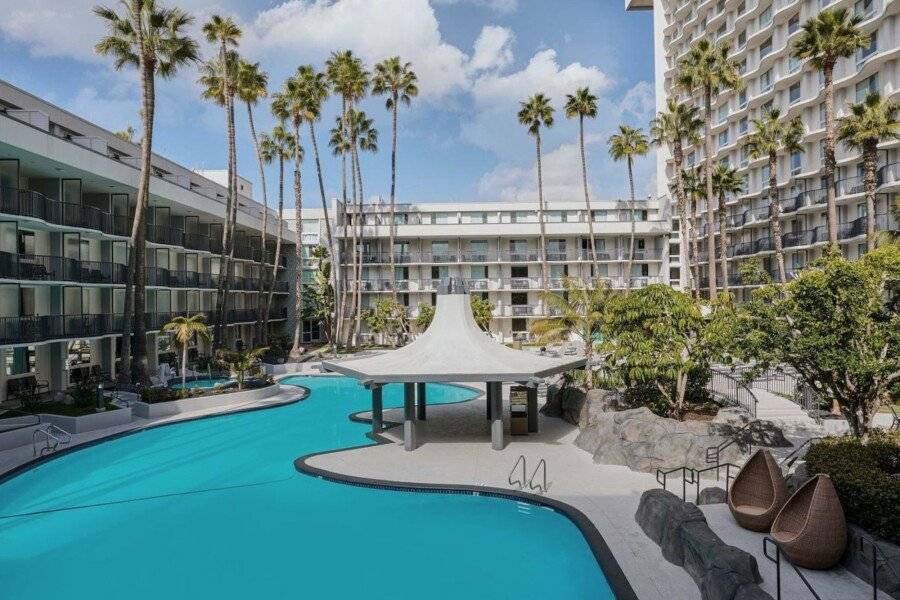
169, 377, 232, 390
0, 376, 616, 599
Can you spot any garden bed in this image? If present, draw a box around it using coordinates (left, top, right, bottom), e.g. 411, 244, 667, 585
132, 383, 282, 419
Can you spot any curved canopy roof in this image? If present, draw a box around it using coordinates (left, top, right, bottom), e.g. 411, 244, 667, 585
322, 292, 586, 384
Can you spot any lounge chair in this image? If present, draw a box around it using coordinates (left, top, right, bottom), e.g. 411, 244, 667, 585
770, 474, 847, 569
727, 449, 787, 532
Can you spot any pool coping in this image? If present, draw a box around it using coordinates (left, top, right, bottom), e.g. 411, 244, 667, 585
0, 385, 309, 485
291, 380, 640, 600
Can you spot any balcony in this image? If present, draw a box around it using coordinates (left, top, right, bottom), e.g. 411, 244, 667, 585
0, 252, 127, 285
838, 216, 867, 240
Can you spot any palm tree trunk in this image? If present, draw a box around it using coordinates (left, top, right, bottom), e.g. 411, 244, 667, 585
864, 140, 878, 251
535, 130, 549, 313
673, 146, 695, 296
579, 115, 599, 277
308, 120, 339, 354
690, 197, 701, 296
181, 342, 188, 390
388, 98, 399, 302
625, 155, 636, 292
129, 50, 156, 385
263, 155, 284, 340
213, 95, 237, 350
340, 97, 353, 348
769, 153, 787, 283
823, 61, 838, 246
247, 102, 268, 345
289, 123, 304, 359
346, 147, 360, 349
717, 189, 729, 294
353, 146, 365, 344
704, 87, 718, 300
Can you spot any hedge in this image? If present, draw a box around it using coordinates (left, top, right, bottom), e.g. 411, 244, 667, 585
804, 431, 900, 543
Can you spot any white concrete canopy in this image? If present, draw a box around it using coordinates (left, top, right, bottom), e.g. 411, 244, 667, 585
322, 292, 586, 384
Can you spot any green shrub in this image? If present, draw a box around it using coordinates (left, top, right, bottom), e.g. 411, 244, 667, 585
805, 432, 900, 543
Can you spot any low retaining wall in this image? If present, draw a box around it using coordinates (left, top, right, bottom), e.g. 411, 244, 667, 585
41, 407, 133, 434
132, 384, 282, 419
0, 423, 44, 451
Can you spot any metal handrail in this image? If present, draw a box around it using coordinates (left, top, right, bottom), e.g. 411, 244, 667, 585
528, 459, 549, 494
706, 419, 758, 466
32, 423, 71, 457
855, 533, 900, 599
655, 466, 694, 502
763, 536, 822, 600
691, 463, 740, 504
508, 455, 527, 490
778, 437, 822, 469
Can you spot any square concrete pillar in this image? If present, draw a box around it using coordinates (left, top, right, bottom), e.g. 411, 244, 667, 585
527, 386, 538, 433
416, 382, 427, 420
371, 386, 383, 434
403, 382, 416, 451
490, 381, 504, 451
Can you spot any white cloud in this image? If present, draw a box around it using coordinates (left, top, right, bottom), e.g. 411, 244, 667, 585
246, 0, 470, 100
0, 1, 106, 62
468, 26, 514, 73
431, 0, 518, 14
619, 80, 656, 121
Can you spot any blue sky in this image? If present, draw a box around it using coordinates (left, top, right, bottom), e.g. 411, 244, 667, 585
0, 0, 656, 207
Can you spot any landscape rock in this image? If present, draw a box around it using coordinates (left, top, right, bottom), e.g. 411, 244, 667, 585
698, 486, 727, 505
636, 490, 771, 600
542, 386, 624, 427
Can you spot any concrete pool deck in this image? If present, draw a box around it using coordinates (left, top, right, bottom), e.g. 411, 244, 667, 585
0, 383, 304, 480
303, 380, 872, 600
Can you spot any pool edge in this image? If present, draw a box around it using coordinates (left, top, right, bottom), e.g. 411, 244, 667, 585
292, 386, 639, 600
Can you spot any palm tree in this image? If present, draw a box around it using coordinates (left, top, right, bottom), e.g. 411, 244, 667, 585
326, 50, 369, 348
201, 15, 242, 350
608, 125, 649, 292
744, 107, 805, 283
651, 99, 703, 296
294, 65, 339, 352
272, 76, 310, 359
530, 277, 610, 389
838, 93, 900, 251
711, 165, 743, 293
162, 314, 211, 390
258, 125, 297, 343
216, 346, 267, 390
683, 166, 705, 294
677, 39, 743, 299
234, 59, 269, 343
372, 57, 419, 301
792, 8, 870, 245
115, 126, 136, 142
94, 0, 198, 384
518, 93, 554, 303
564, 87, 600, 273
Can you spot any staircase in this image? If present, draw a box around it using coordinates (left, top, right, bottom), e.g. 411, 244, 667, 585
752, 387, 816, 425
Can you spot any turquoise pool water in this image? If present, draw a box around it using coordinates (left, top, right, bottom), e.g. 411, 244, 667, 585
0, 376, 614, 599
169, 377, 231, 390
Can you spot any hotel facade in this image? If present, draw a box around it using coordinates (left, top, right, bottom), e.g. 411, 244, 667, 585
0, 79, 292, 402
628, 0, 899, 297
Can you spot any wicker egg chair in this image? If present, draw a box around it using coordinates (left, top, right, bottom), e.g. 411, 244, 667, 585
727, 449, 787, 532
770, 474, 847, 570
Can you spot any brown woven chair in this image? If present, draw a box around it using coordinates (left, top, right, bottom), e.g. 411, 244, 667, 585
770, 474, 847, 569
728, 449, 787, 532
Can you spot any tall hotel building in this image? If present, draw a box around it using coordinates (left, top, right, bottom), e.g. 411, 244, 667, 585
0, 80, 292, 401
628, 0, 898, 296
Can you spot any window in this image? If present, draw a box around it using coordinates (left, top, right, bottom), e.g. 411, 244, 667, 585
393, 213, 408, 225
470, 265, 488, 279
791, 151, 802, 175
819, 103, 827, 128
854, 0, 875, 19
761, 163, 770, 184
856, 75, 878, 102
687, 152, 696, 166
788, 55, 801, 74
737, 30, 747, 49
857, 31, 877, 64
759, 5, 773, 28
760, 69, 773, 93
718, 130, 729, 148
788, 14, 800, 35
739, 117, 748, 135
738, 89, 748, 108
740, 146, 750, 167
591, 209, 608, 222
789, 82, 801, 104
759, 38, 773, 60
718, 105, 729, 124
716, 24, 726, 39
467, 212, 486, 224
741, 174, 750, 193
737, 1, 746, 15
545, 211, 563, 223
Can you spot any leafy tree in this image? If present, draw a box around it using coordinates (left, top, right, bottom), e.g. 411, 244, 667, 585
363, 298, 409, 348
652, 99, 703, 296
518, 93, 554, 297
792, 7, 869, 245
94, 0, 198, 383
608, 125, 649, 291
302, 245, 335, 350
115, 126, 136, 142
837, 93, 900, 251
162, 314, 211, 391
373, 57, 418, 300
217, 346, 267, 390
724, 245, 900, 438
743, 107, 804, 283
601, 285, 717, 418
530, 278, 610, 389
711, 164, 744, 292
415, 303, 435, 333
565, 87, 600, 272
677, 39, 743, 299
470, 296, 495, 332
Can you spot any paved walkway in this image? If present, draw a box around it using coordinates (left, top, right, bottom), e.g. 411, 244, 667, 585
306, 383, 871, 600
0, 384, 302, 479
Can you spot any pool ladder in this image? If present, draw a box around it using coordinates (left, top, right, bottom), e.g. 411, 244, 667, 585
32, 424, 71, 457
508, 455, 549, 494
